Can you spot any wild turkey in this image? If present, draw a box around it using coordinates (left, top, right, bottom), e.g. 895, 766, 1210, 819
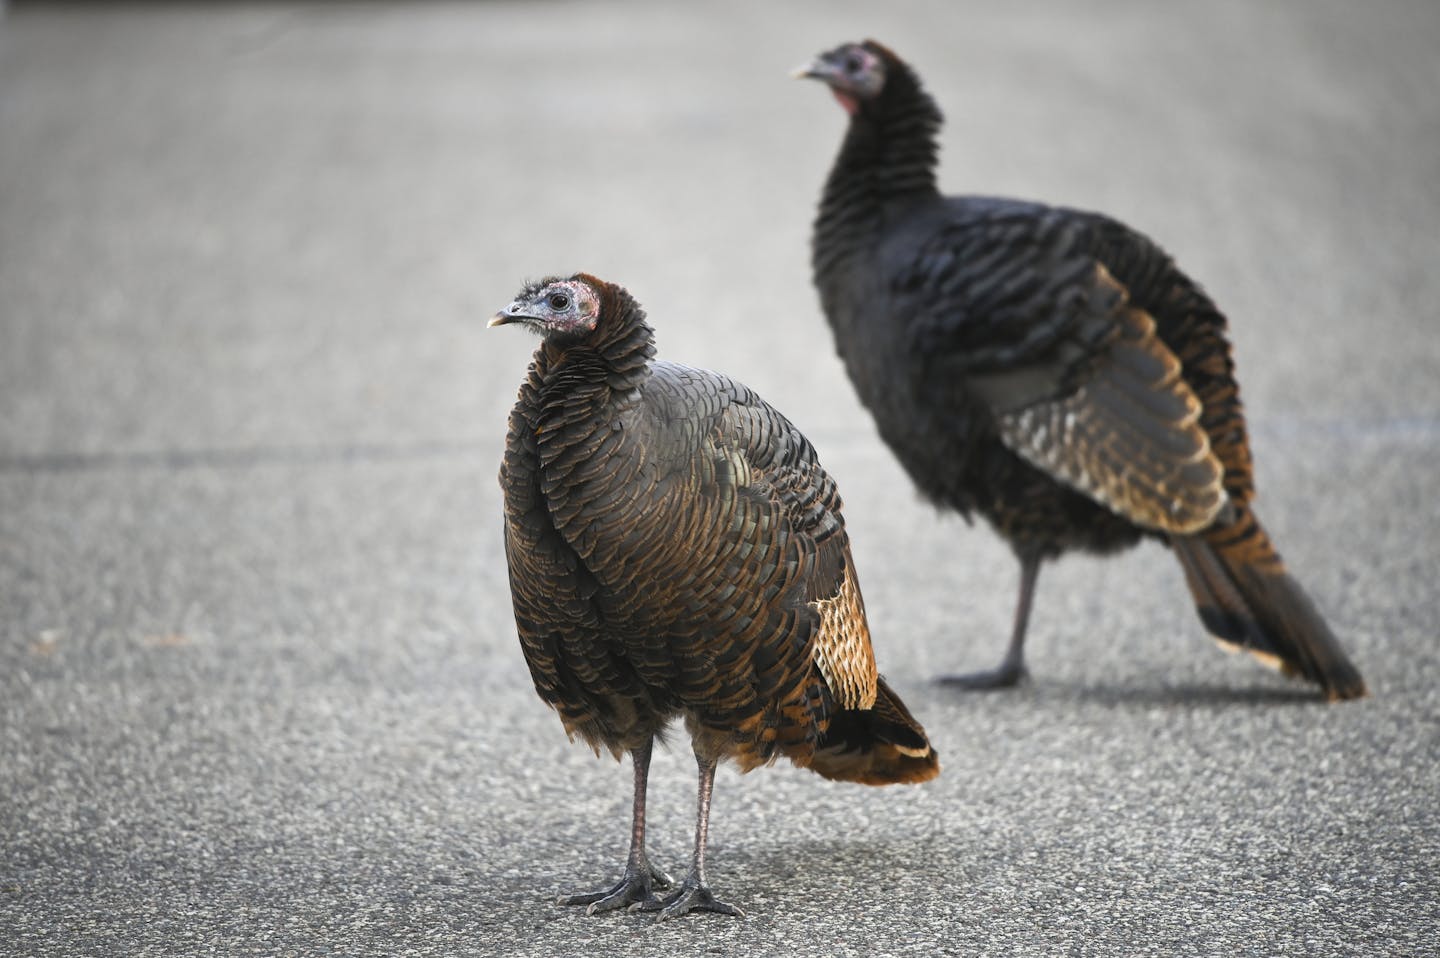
797, 40, 1366, 700
491, 273, 939, 919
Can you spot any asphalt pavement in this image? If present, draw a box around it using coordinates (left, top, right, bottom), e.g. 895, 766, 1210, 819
2, 2, 1438, 956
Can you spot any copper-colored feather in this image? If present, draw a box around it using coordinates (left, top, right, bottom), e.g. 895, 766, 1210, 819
993, 264, 1226, 535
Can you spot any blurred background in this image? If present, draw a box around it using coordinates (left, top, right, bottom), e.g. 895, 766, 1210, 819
2, 2, 1437, 955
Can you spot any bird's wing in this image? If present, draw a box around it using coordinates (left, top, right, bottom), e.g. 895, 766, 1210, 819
980, 263, 1227, 533
896, 205, 1227, 533
631, 363, 877, 717
710, 372, 879, 712
1082, 210, 1255, 507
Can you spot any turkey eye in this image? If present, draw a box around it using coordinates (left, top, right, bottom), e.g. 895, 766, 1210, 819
844, 52, 864, 74
547, 292, 571, 310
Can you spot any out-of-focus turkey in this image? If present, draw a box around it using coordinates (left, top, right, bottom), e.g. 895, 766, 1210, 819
798, 40, 1365, 701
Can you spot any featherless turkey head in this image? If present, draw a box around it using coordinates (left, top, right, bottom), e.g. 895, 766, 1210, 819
794, 40, 892, 115
490, 275, 604, 342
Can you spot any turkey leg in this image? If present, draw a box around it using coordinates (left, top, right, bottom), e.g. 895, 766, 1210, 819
939, 552, 1039, 689
637, 753, 744, 919
558, 738, 672, 914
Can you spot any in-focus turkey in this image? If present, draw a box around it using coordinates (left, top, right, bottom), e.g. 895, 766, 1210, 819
797, 40, 1365, 701
491, 273, 939, 919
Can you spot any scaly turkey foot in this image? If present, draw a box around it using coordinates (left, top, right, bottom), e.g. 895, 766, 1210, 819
937, 661, 1027, 690
558, 862, 674, 915
632, 875, 744, 920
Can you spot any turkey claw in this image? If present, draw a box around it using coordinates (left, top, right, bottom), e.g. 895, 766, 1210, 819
632, 876, 744, 920
937, 662, 1027, 690
557, 864, 673, 915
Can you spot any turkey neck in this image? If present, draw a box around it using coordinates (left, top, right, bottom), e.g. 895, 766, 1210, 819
812, 70, 942, 405
532, 297, 656, 449
813, 69, 942, 280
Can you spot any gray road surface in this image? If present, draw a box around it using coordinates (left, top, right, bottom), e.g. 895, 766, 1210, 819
2, 2, 1438, 955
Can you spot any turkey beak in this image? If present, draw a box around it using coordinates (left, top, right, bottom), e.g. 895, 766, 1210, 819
489, 301, 537, 328
792, 55, 840, 83
791, 58, 825, 81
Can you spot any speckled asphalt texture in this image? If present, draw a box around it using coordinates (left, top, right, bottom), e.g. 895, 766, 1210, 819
2, 2, 1438, 955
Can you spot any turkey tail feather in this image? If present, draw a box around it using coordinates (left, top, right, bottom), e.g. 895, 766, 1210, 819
1173, 506, 1366, 701
808, 677, 940, 785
